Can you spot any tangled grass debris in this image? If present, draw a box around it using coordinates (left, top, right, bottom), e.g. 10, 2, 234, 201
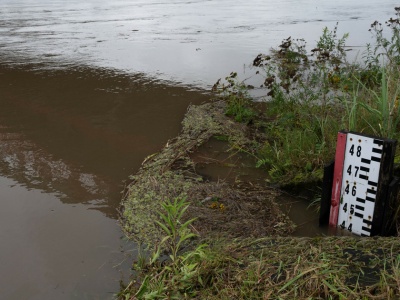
120, 101, 293, 248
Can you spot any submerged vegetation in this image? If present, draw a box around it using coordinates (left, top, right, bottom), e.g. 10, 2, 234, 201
119, 9, 400, 300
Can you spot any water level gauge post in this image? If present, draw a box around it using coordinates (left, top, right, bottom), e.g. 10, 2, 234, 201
328, 131, 348, 228
326, 131, 397, 236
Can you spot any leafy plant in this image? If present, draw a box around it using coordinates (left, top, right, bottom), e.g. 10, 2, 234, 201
121, 197, 209, 299
246, 10, 400, 185
357, 67, 400, 138
212, 72, 256, 123
155, 197, 197, 263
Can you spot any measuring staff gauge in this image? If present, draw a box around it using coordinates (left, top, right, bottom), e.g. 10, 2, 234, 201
328, 131, 397, 236
337, 133, 383, 236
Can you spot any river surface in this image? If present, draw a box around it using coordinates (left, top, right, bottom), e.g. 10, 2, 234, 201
0, 0, 398, 299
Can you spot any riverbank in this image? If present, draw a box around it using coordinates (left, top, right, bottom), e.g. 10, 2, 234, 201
118, 11, 400, 298
119, 100, 400, 299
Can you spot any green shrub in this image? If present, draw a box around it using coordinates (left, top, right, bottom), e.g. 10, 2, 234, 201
216, 9, 400, 185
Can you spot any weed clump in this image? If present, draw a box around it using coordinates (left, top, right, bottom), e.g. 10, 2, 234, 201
213, 9, 400, 186
212, 72, 256, 123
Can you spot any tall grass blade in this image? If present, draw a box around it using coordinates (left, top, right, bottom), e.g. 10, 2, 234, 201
278, 266, 320, 293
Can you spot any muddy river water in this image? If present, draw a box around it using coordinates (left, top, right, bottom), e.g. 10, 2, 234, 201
0, 0, 398, 299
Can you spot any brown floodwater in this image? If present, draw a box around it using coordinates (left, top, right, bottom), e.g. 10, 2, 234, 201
0, 0, 399, 298
0, 65, 208, 299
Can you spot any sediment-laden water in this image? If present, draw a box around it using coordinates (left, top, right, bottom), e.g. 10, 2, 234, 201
0, 0, 398, 298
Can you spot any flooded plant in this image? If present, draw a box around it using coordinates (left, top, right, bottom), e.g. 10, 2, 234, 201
213, 9, 400, 185
212, 72, 256, 123
155, 196, 198, 263
356, 66, 400, 138
120, 197, 211, 299
369, 7, 400, 65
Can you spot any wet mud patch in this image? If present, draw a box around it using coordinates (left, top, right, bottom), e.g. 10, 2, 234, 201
191, 136, 268, 184
186, 180, 295, 240
187, 137, 295, 239
120, 101, 294, 248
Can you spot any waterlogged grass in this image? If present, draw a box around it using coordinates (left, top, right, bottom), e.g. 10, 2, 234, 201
120, 198, 209, 299
119, 206, 400, 299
